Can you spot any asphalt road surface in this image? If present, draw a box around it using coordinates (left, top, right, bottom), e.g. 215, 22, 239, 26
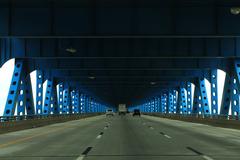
0, 114, 240, 160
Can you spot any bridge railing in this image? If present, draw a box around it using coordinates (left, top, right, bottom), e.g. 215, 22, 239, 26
0, 113, 104, 134
0, 113, 103, 123
143, 112, 239, 120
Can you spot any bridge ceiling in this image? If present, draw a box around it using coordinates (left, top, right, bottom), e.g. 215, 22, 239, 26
0, 0, 239, 104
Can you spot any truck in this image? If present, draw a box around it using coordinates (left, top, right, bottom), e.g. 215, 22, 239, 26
118, 104, 127, 115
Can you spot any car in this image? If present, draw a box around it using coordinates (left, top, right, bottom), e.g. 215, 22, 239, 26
133, 109, 141, 116
106, 109, 114, 116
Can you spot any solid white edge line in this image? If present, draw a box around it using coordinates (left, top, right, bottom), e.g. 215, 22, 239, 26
202, 155, 214, 160
76, 155, 85, 160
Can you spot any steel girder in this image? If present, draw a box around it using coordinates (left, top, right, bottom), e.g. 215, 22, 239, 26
199, 78, 210, 116
186, 82, 192, 114
168, 90, 174, 114
25, 75, 35, 115
2, 59, 108, 118
43, 80, 53, 115
36, 70, 43, 115
50, 84, 58, 114
179, 85, 187, 114
80, 94, 85, 113
220, 74, 231, 116
233, 59, 240, 118
63, 86, 70, 114
192, 86, 201, 115
58, 83, 64, 114
17, 78, 26, 116
4, 60, 24, 116
211, 69, 218, 115
231, 76, 240, 118
161, 94, 167, 113
130, 60, 240, 120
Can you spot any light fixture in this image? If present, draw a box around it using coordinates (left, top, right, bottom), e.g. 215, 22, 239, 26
150, 82, 156, 85
230, 7, 240, 15
66, 47, 77, 53
88, 76, 96, 80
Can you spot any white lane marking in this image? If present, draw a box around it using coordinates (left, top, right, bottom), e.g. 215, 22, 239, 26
76, 155, 85, 160
164, 135, 171, 139
202, 155, 214, 160
96, 135, 102, 139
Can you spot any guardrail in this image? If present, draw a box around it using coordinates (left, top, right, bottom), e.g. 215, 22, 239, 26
143, 112, 239, 120
143, 112, 240, 129
0, 113, 103, 122
0, 113, 104, 134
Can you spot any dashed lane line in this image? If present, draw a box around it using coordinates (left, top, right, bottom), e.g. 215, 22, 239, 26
96, 132, 104, 139
186, 147, 214, 160
159, 132, 172, 139
76, 147, 93, 160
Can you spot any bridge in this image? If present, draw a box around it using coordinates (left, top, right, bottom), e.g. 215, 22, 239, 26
0, 0, 240, 159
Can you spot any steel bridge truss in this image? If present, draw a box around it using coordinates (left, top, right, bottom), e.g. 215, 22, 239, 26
3, 60, 107, 117
130, 60, 240, 120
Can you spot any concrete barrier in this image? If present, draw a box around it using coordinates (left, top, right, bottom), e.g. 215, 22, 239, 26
0, 113, 103, 134
144, 113, 240, 130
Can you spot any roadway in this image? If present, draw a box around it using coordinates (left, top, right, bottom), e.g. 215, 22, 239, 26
0, 114, 240, 160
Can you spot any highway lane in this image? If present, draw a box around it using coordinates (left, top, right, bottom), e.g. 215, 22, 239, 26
0, 114, 240, 160
0, 115, 110, 160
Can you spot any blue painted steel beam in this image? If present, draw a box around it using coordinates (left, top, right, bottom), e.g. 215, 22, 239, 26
50, 83, 58, 114
17, 78, 25, 116
36, 70, 43, 115
186, 82, 192, 114
179, 85, 187, 114
233, 60, 240, 118
168, 90, 174, 114
25, 75, 35, 115
154, 97, 158, 112
161, 94, 167, 113
211, 69, 218, 115
84, 96, 88, 113
70, 90, 76, 114
4, 60, 23, 116
75, 90, 80, 113
172, 90, 177, 114
43, 80, 53, 115
80, 94, 85, 113
62, 86, 70, 114
231, 76, 240, 118
220, 74, 231, 116
58, 83, 64, 114
199, 78, 210, 116
192, 86, 202, 115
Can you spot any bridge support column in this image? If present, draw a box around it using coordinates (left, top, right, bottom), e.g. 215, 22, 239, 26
199, 78, 210, 117
220, 74, 231, 117
186, 82, 192, 114
35, 70, 43, 115
211, 69, 218, 116
43, 79, 53, 115
4, 60, 23, 117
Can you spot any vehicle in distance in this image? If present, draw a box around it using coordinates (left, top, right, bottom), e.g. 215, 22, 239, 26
118, 104, 127, 115
133, 109, 141, 116
106, 109, 114, 116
